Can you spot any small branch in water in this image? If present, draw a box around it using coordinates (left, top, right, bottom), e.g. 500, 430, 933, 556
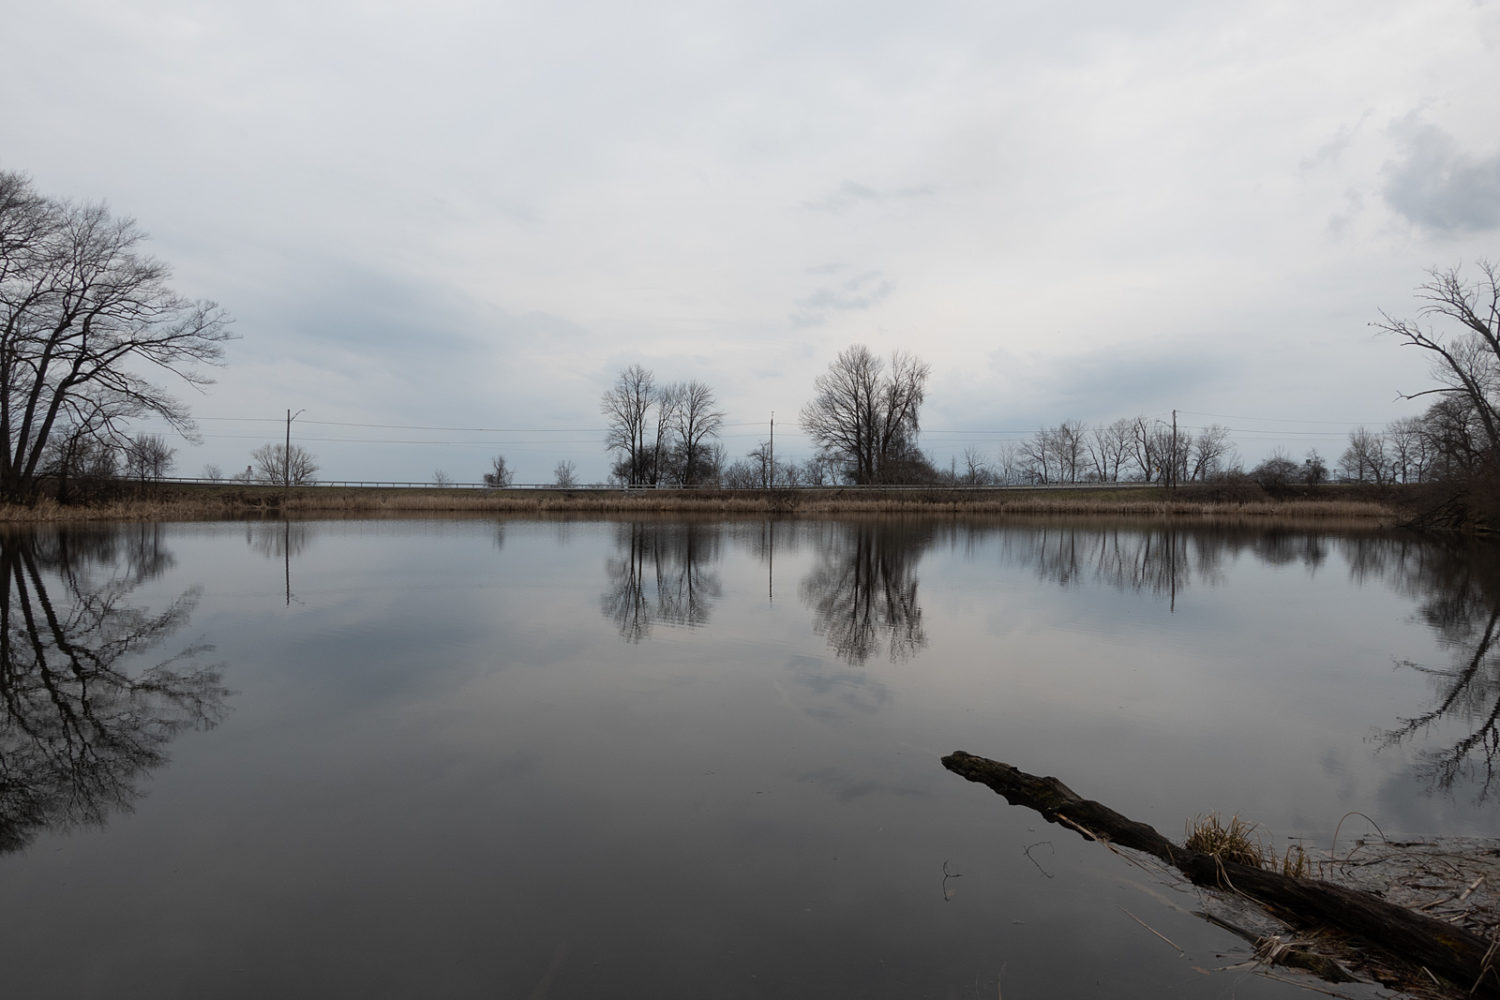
1330, 811, 1386, 863
1120, 906, 1184, 954
1023, 841, 1054, 878
942, 859, 962, 901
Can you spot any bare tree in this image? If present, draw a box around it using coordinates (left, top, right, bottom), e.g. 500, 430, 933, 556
251, 443, 318, 486
701, 442, 726, 486
1088, 419, 1134, 482
0, 172, 232, 503
1128, 417, 1181, 483
993, 441, 1024, 485
799, 345, 930, 484
746, 441, 774, 487
720, 458, 758, 488
1128, 417, 1160, 482
1340, 426, 1388, 483
960, 445, 991, 485
553, 459, 577, 487
650, 382, 681, 487
1053, 420, 1087, 483
801, 453, 835, 486
1385, 416, 1429, 484
1022, 427, 1054, 483
601, 365, 655, 486
671, 380, 724, 486
482, 454, 513, 488
40, 424, 120, 502
1377, 261, 1500, 467
1187, 424, 1234, 482
1420, 395, 1488, 478
200, 463, 223, 482
123, 433, 175, 482
432, 470, 453, 487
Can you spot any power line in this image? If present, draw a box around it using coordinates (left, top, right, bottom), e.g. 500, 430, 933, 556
1175, 408, 1393, 426
193, 415, 776, 433
195, 416, 608, 433
164, 408, 1380, 454
186, 432, 607, 446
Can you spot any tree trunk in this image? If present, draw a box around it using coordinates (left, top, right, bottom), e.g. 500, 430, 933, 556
942, 751, 1500, 996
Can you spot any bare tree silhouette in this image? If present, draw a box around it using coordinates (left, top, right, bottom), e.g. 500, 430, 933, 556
0, 527, 227, 853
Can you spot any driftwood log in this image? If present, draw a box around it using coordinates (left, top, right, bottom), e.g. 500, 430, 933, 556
942, 750, 1499, 996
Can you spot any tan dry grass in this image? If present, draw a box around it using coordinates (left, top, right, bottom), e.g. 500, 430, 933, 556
0, 485, 1404, 522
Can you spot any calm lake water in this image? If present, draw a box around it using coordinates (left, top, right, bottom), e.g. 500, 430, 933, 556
2, 516, 1497, 999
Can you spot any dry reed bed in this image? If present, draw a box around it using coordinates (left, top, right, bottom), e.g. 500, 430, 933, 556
0, 489, 1402, 522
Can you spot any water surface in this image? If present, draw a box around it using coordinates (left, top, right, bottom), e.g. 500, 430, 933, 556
2, 517, 1496, 998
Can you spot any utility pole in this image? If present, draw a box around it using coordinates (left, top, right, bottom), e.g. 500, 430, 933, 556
769, 411, 775, 488
285, 408, 305, 489
1170, 409, 1178, 490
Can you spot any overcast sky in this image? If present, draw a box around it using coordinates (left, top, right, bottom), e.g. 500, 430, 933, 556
5, 0, 1499, 483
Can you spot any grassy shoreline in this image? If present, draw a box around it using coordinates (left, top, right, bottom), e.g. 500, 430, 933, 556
0, 482, 1411, 524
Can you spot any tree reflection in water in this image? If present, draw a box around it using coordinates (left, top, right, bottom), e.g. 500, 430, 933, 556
0, 526, 227, 854
602, 515, 1500, 798
993, 521, 1234, 599
799, 521, 930, 665
601, 521, 722, 640
996, 522, 1500, 799
1354, 535, 1500, 798
243, 519, 311, 560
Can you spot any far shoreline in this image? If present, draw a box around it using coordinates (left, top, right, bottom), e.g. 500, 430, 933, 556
0, 481, 1416, 525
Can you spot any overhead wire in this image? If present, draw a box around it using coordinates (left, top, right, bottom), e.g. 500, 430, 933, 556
164, 407, 1385, 455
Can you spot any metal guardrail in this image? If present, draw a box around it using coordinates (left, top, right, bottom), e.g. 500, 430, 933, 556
145, 477, 1166, 491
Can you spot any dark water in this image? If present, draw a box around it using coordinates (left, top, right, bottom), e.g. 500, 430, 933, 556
2, 517, 1496, 999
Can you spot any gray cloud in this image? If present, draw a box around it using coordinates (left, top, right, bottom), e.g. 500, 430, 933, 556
1326, 188, 1365, 239
968, 342, 1235, 426
790, 269, 895, 327
801, 180, 936, 214
1299, 114, 1370, 172
1382, 116, 1500, 232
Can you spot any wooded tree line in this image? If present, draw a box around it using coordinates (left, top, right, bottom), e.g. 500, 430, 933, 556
599, 346, 1241, 488
964, 418, 1235, 486
1333, 399, 1489, 485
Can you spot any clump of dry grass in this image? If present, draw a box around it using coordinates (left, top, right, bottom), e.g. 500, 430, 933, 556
1184, 815, 1318, 878
1185, 813, 1266, 868
1274, 843, 1311, 878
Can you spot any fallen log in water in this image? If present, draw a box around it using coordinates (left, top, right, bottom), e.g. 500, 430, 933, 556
942, 750, 1500, 997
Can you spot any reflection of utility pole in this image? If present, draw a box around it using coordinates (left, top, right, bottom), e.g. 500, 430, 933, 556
284, 519, 292, 606
767, 519, 774, 605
